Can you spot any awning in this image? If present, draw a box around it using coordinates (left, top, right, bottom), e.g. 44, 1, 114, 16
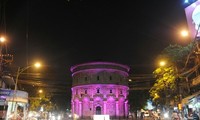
181, 91, 200, 105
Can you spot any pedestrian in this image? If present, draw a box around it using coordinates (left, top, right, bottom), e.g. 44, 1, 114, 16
192, 111, 199, 120
178, 112, 182, 120
171, 111, 180, 120
140, 112, 144, 120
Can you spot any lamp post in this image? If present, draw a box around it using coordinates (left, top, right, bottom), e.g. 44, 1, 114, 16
0, 36, 6, 74
14, 62, 41, 91
10, 62, 41, 119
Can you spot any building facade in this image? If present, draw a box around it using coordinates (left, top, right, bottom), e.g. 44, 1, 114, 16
70, 62, 130, 119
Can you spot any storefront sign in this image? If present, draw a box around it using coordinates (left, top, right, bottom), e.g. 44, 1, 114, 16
0, 89, 11, 96
185, 0, 200, 39
197, 96, 200, 102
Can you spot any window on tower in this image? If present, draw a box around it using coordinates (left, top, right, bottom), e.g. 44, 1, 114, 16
109, 76, 112, 80
85, 77, 87, 82
97, 88, 100, 93
110, 89, 112, 93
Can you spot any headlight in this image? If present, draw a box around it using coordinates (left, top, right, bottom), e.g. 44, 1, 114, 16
164, 113, 169, 118
51, 116, 56, 120
57, 115, 61, 120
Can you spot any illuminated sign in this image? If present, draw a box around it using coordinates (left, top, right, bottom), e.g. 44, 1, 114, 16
0, 89, 11, 96
184, 0, 198, 4
185, 0, 200, 39
93, 115, 110, 120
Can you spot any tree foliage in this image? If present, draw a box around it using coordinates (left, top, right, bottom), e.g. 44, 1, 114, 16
161, 43, 194, 69
162, 44, 193, 63
149, 43, 194, 106
129, 90, 149, 111
29, 92, 54, 112
150, 66, 178, 105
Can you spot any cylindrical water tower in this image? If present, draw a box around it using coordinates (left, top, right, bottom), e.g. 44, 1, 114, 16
70, 62, 130, 119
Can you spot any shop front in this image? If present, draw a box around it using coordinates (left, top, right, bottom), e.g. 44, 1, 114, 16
181, 91, 200, 117
0, 88, 28, 120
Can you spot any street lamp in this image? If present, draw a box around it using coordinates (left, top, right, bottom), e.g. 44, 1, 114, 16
38, 89, 43, 94
0, 36, 6, 73
180, 30, 189, 38
11, 62, 41, 119
159, 60, 166, 67
0, 36, 6, 43
14, 62, 41, 90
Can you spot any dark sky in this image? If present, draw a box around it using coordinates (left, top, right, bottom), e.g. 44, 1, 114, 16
1, 0, 189, 110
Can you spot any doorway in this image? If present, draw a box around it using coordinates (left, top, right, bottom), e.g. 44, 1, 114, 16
96, 106, 101, 115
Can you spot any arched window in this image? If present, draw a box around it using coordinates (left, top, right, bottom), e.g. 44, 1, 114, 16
97, 88, 100, 93
110, 89, 112, 93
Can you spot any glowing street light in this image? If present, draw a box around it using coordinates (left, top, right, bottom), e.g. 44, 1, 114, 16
14, 62, 41, 90
159, 61, 166, 67
11, 62, 41, 119
0, 36, 6, 73
38, 89, 43, 94
0, 37, 5, 43
34, 62, 41, 68
180, 30, 189, 37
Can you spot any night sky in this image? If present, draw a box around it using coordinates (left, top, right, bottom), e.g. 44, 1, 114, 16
1, 0, 189, 110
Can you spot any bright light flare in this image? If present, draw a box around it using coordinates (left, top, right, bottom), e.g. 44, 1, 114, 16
93, 115, 110, 120
180, 30, 189, 37
28, 112, 33, 117
159, 61, 166, 67
39, 89, 43, 93
57, 115, 61, 120
34, 62, 41, 68
164, 112, 169, 118
0, 37, 5, 43
184, 0, 189, 4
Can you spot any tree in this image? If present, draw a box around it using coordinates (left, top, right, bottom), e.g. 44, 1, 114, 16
150, 65, 178, 106
161, 43, 194, 70
128, 90, 149, 118
149, 43, 194, 107
29, 91, 54, 112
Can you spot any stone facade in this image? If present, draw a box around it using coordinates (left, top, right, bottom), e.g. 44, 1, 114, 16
70, 62, 130, 119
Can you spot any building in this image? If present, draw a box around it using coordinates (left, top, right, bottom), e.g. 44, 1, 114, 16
70, 61, 130, 119
0, 46, 29, 120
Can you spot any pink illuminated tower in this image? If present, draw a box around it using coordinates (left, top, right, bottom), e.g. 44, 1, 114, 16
70, 61, 130, 119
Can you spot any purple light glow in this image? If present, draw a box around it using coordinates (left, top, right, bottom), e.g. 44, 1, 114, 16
0, 96, 6, 99
71, 61, 130, 73
71, 68, 129, 77
71, 62, 130, 119
185, 0, 200, 39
